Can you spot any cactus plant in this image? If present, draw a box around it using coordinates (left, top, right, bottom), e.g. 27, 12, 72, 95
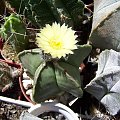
7, 0, 60, 27
18, 45, 92, 102
0, 13, 29, 53
7, 0, 85, 28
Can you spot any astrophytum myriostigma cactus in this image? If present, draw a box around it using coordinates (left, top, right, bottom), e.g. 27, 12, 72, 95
18, 45, 92, 102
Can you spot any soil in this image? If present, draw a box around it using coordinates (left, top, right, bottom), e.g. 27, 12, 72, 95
0, 101, 27, 120
0, 76, 28, 120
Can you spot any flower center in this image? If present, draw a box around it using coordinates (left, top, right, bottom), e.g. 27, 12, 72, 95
49, 39, 63, 50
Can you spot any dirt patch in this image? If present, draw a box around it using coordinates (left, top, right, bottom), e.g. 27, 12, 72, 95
0, 101, 27, 120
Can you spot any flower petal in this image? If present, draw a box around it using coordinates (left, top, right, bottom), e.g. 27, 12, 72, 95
36, 22, 78, 58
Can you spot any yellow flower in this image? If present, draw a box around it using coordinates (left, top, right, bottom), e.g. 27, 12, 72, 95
36, 22, 78, 58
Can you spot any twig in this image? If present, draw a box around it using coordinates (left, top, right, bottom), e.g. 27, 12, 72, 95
0, 59, 21, 68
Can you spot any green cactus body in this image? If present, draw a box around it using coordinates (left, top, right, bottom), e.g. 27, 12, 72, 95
54, 0, 85, 26
8, 0, 85, 27
8, 0, 60, 27
54, 61, 83, 98
0, 14, 29, 53
32, 62, 61, 102
18, 45, 92, 102
18, 48, 45, 79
